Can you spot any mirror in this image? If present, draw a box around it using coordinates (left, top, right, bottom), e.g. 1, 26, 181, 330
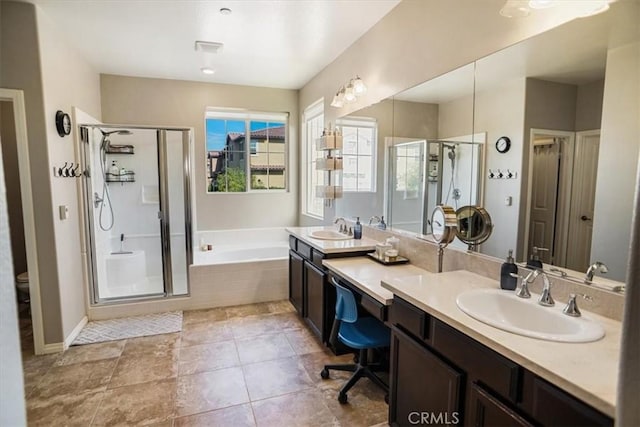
474, 3, 639, 283
387, 63, 484, 240
456, 205, 493, 249
335, 99, 393, 223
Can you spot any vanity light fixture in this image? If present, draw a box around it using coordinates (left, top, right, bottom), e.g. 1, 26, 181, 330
344, 81, 356, 102
353, 76, 367, 95
330, 87, 346, 108
219, 7, 232, 15
330, 76, 367, 108
503, 0, 614, 18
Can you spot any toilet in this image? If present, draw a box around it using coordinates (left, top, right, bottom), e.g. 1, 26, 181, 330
15, 272, 29, 302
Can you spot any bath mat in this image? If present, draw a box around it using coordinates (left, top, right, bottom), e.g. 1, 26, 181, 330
72, 311, 183, 346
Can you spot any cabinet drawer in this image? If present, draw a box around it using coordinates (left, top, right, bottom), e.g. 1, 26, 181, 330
311, 249, 326, 269
469, 383, 534, 427
525, 375, 612, 427
297, 240, 313, 259
361, 293, 386, 321
432, 320, 520, 402
390, 297, 430, 342
289, 235, 297, 251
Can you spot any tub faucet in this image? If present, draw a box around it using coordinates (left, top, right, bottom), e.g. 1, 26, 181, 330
334, 217, 347, 234
585, 261, 608, 283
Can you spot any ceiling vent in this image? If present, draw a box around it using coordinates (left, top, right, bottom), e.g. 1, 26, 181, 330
195, 41, 224, 54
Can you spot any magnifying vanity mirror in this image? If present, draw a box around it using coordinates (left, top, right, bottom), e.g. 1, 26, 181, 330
455, 205, 493, 249
335, 1, 637, 288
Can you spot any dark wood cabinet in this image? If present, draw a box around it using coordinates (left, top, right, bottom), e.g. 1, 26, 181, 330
388, 298, 614, 427
469, 383, 533, 427
304, 261, 325, 339
287, 235, 372, 349
389, 326, 463, 427
288, 250, 304, 315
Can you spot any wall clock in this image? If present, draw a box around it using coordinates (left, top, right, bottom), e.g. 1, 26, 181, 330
495, 136, 511, 153
55, 110, 71, 137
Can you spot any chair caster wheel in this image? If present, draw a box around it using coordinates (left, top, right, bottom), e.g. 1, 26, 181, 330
338, 393, 348, 404
320, 368, 329, 379
384, 393, 389, 404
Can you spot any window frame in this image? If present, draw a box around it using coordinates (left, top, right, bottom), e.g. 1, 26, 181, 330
204, 108, 289, 194
302, 99, 325, 219
337, 116, 377, 193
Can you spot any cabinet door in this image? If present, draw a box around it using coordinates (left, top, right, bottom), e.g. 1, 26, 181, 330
469, 383, 533, 427
389, 327, 463, 427
305, 261, 325, 340
289, 250, 304, 315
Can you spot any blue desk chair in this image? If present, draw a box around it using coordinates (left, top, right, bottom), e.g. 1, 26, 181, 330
321, 278, 390, 404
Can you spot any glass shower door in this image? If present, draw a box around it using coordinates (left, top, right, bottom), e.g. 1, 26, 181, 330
85, 127, 166, 301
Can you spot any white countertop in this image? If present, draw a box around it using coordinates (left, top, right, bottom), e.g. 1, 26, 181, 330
381, 270, 621, 418
322, 258, 430, 305
286, 226, 378, 254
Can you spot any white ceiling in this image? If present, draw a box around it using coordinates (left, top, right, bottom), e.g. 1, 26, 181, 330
28, 0, 400, 89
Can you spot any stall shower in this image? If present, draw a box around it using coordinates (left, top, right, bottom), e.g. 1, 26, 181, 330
80, 125, 193, 303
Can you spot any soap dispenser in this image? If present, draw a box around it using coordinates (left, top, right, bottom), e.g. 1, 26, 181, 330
500, 250, 518, 290
354, 217, 362, 239
378, 216, 387, 230
109, 160, 119, 177
526, 246, 545, 269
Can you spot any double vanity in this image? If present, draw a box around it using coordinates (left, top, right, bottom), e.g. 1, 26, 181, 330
286, 226, 620, 426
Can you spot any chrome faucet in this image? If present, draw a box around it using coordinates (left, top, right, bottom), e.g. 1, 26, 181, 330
512, 269, 554, 306
334, 217, 347, 234
563, 293, 593, 317
368, 215, 381, 225
537, 271, 554, 307
585, 261, 608, 283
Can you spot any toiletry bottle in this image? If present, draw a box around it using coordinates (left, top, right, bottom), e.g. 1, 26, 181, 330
526, 246, 545, 269
109, 160, 119, 177
500, 250, 518, 290
354, 217, 362, 239
378, 216, 387, 230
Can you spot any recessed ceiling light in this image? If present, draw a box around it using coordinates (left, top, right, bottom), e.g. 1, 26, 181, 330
201, 67, 215, 75
219, 7, 232, 15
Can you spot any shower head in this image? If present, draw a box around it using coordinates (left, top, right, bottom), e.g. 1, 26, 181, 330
444, 144, 456, 161
100, 129, 132, 136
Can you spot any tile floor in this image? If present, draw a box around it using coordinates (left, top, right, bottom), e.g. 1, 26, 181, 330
20, 300, 389, 426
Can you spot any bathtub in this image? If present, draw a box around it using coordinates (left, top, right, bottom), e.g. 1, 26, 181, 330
188, 228, 289, 308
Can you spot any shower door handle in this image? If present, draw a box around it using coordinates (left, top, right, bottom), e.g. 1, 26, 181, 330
580, 215, 592, 221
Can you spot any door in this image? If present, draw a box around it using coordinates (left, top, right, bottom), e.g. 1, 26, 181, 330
468, 383, 533, 427
389, 327, 463, 426
528, 139, 560, 264
565, 131, 600, 272
82, 127, 191, 302
288, 250, 304, 315
305, 261, 325, 339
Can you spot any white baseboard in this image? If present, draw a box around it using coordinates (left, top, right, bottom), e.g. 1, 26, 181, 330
63, 316, 88, 350
41, 342, 65, 354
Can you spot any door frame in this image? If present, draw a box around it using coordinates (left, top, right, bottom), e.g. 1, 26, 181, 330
0, 88, 45, 355
523, 128, 575, 263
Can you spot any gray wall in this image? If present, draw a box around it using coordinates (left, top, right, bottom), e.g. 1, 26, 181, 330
576, 79, 604, 131
100, 74, 299, 232
0, 130, 27, 427
0, 1, 63, 344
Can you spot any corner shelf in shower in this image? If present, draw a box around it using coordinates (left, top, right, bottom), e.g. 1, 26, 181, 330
106, 172, 135, 183
105, 147, 135, 155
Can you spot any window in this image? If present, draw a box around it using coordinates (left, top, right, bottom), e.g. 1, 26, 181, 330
205, 110, 288, 192
394, 141, 425, 199
303, 100, 324, 218
337, 117, 376, 192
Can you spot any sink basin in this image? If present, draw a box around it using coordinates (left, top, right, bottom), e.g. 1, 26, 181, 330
308, 230, 352, 240
456, 289, 605, 343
